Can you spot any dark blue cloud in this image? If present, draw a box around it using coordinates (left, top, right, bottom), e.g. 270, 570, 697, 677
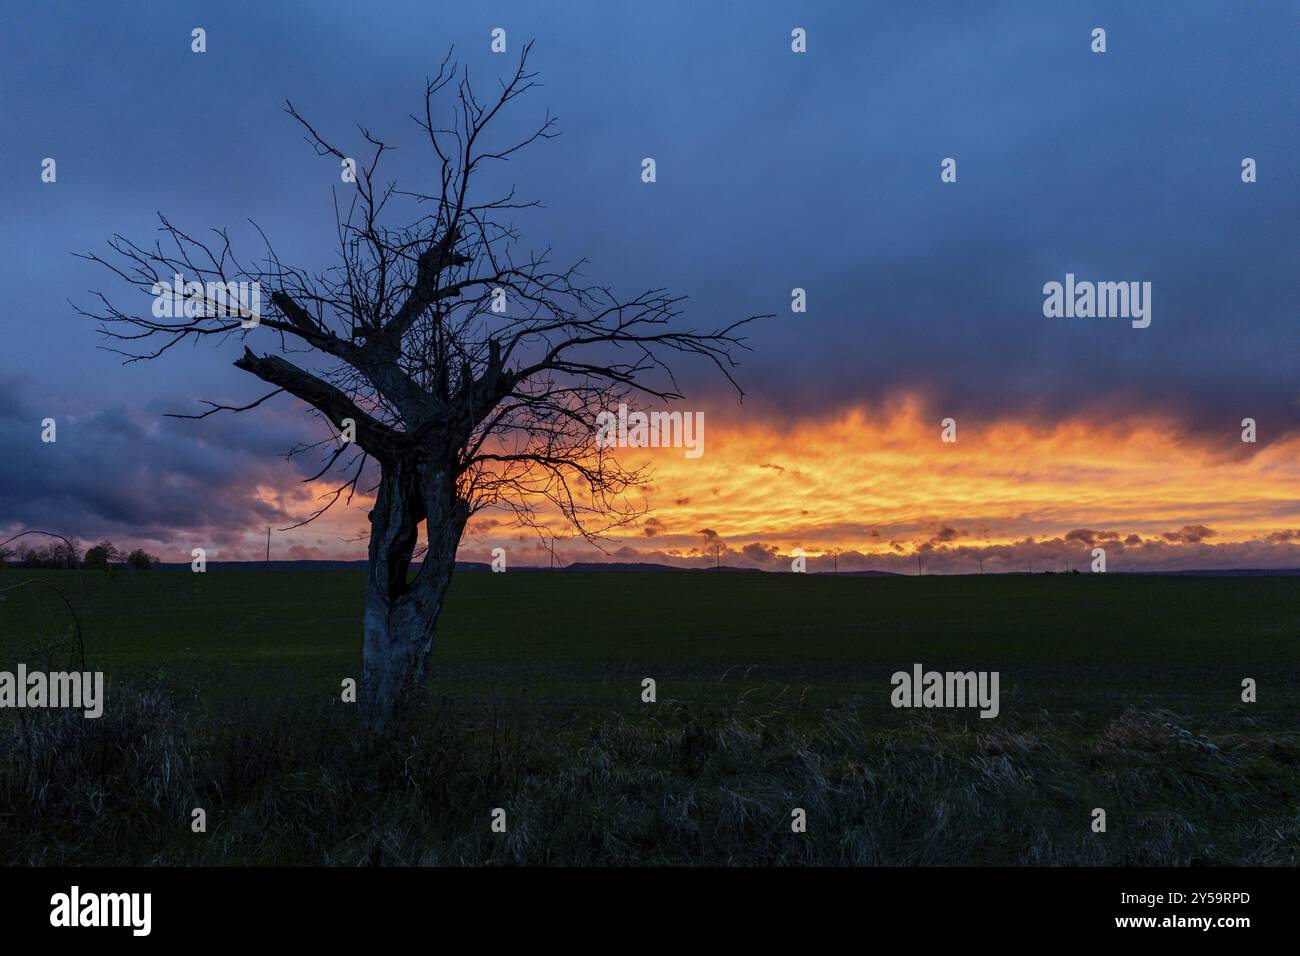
0, 374, 355, 547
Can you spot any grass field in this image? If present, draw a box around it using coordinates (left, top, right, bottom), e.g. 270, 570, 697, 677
2, 569, 1298, 865
2, 569, 1298, 721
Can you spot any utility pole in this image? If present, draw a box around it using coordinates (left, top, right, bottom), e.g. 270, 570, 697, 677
715, 543, 720, 570
917, 553, 922, 577
265, 527, 271, 563
978, 556, 983, 575
833, 551, 838, 575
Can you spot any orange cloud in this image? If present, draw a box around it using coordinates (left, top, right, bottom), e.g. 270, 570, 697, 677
594, 399, 1300, 558
236, 397, 1300, 571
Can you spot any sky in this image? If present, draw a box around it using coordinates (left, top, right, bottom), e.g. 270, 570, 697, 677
1, 0, 1298, 571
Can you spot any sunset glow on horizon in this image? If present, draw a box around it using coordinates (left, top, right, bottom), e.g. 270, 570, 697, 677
189, 397, 1300, 573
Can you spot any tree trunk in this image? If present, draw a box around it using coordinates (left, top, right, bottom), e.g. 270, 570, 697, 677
361, 457, 467, 733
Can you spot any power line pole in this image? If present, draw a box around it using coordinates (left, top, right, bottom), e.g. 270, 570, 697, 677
266, 527, 271, 563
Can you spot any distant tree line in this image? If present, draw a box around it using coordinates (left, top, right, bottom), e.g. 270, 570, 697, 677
0, 538, 159, 571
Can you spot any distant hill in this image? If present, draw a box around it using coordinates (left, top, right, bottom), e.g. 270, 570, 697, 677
562, 561, 686, 572
151, 560, 1300, 577
158, 559, 493, 572
817, 569, 904, 577
1146, 568, 1300, 577
156, 560, 370, 571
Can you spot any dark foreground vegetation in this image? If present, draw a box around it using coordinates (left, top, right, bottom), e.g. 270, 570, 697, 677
2, 681, 1296, 866
1, 571, 1297, 864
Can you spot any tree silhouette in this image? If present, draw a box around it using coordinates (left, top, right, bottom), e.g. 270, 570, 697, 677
79, 44, 760, 731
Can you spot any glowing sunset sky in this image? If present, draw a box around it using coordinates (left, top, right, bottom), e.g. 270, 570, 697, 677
2, 2, 1297, 571
68, 394, 1294, 572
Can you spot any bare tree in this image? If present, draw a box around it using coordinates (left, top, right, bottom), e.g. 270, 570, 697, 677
78, 44, 761, 732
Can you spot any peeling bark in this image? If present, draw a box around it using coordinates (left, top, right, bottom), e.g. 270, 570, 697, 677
361, 458, 468, 733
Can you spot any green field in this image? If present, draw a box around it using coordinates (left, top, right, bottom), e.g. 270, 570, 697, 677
2, 569, 1297, 723
3, 569, 1298, 865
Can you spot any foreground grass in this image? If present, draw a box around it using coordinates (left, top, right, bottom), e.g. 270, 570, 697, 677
2, 682, 1296, 866
2, 571, 1296, 864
